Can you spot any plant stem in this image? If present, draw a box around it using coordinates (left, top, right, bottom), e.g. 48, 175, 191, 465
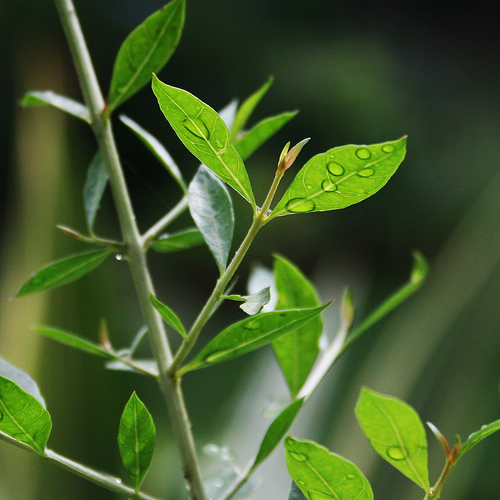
53, 1, 206, 498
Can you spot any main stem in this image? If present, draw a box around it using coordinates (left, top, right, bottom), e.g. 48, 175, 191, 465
53, 1, 206, 498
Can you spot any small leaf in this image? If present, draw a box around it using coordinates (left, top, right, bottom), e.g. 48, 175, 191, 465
239, 287, 271, 316
189, 166, 234, 274
105, 360, 158, 377
118, 392, 156, 490
152, 75, 255, 205
150, 293, 186, 339
180, 304, 329, 374
285, 436, 373, 500
458, 418, 500, 459
83, 151, 108, 232
355, 387, 430, 492
0, 357, 46, 407
151, 227, 204, 253
21, 91, 90, 123
16, 248, 112, 298
107, 0, 186, 114
253, 398, 305, 468
272, 255, 322, 399
120, 114, 185, 191
0, 376, 52, 455
271, 137, 407, 218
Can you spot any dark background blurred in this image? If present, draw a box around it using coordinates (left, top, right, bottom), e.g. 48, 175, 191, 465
1, 1, 500, 499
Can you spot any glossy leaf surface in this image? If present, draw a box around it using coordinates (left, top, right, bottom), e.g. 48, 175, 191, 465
153, 75, 255, 205
118, 392, 156, 489
271, 137, 407, 217
150, 293, 186, 339
459, 418, 500, 459
272, 255, 322, 398
107, 0, 185, 114
17, 249, 112, 298
152, 227, 204, 253
239, 287, 271, 316
0, 376, 52, 455
181, 304, 329, 374
21, 91, 90, 123
356, 387, 430, 491
83, 151, 108, 232
285, 436, 373, 500
189, 166, 234, 274
0, 357, 46, 407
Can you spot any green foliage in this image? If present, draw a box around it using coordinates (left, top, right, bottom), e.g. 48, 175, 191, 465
21, 91, 90, 122
83, 151, 108, 232
150, 293, 187, 339
459, 418, 500, 459
238, 287, 271, 315
151, 227, 204, 253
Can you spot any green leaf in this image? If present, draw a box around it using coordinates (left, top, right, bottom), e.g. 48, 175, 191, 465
180, 304, 329, 374
253, 398, 305, 468
272, 255, 322, 399
231, 76, 274, 141
151, 227, 204, 253
235, 111, 298, 161
83, 151, 108, 232
107, 0, 186, 114
355, 387, 430, 492
16, 248, 112, 298
458, 418, 500, 459
288, 481, 308, 500
0, 376, 52, 455
0, 357, 46, 407
189, 166, 234, 274
284, 436, 373, 500
21, 91, 90, 123
118, 392, 156, 490
120, 114, 186, 191
239, 287, 271, 316
105, 360, 159, 377
271, 137, 407, 218
152, 75, 255, 205
149, 293, 186, 339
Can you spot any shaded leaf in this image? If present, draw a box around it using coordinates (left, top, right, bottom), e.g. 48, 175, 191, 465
152, 75, 255, 205
240, 287, 271, 316
272, 255, 322, 399
151, 227, 204, 253
21, 91, 90, 123
189, 166, 234, 274
355, 387, 430, 492
83, 151, 108, 232
150, 293, 186, 339
285, 436, 373, 500
105, 359, 158, 377
118, 392, 156, 489
271, 137, 407, 218
458, 418, 500, 459
17, 249, 112, 298
107, 0, 186, 114
288, 481, 308, 500
0, 376, 52, 455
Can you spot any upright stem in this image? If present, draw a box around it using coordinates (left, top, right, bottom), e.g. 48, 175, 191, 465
53, 1, 206, 498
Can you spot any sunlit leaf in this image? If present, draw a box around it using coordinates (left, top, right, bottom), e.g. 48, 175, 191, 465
189, 166, 234, 274
355, 387, 430, 492
0, 376, 52, 455
151, 227, 204, 253
272, 255, 322, 399
21, 91, 90, 123
118, 392, 156, 489
239, 287, 271, 316
285, 436, 373, 500
152, 75, 255, 205
271, 137, 407, 218
458, 418, 500, 459
150, 293, 186, 339
83, 151, 108, 232
107, 0, 186, 114
16, 249, 112, 298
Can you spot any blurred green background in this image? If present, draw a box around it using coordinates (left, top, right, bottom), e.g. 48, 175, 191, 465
1, 1, 500, 499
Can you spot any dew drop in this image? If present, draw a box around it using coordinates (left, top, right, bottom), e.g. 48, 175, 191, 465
214, 478, 224, 488
298, 480, 306, 486
114, 478, 122, 484
346, 473, 356, 479
215, 139, 224, 149
183, 118, 210, 139
387, 446, 406, 460
244, 320, 261, 330
115, 253, 124, 261
306, 184, 313, 190
382, 144, 395, 153
327, 161, 345, 176
357, 167, 375, 177
205, 349, 232, 363
321, 179, 337, 192
285, 198, 316, 213
289, 452, 308, 462
356, 148, 371, 160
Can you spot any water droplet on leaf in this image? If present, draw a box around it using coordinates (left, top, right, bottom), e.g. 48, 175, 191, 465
290, 452, 308, 462
382, 144, 395, 153
115, 253, 124, 261
321, 179, 337, 192
327, 161, 345, 176
356, 148, 371, 160
215, 140, 224, 149
285, 198, 316, 213
306, 184, 313, 190
357, 167, 375, 177
183, 118, 210, 139
243, 320, 261, 330
387, 446, 406, 460
298, 480, 306, 486
346, 473, 356, 479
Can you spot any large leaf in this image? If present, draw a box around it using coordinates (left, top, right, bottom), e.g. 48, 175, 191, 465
458, 418, 500, 459
118, 392, 156, 490
152, 227, 204, 253
16, 248, 112, 298
355, 387, 430, 492
272, 255, 322, 399
107, 0, 185, 114
180, 304, 329, 374
0, 376, 52, 455
271, 137, 407, 217
152, 75, 255, 205
83, 151, 108, 232
189, 166, 234, 274
21, 91, 90, 123
285, 436, 373, 500
0, 357, 46, 407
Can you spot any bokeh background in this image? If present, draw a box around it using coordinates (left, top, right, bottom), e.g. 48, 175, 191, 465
1, 1, 500, 499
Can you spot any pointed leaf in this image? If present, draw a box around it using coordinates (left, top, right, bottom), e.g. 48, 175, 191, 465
152, 75, 255, 205
105, 360, 158, 377
285, 436, 373, 500
189, 166, 234, 274
118, 392, 156, 489
0, 376, 52, 455
180, 304, 329, 374
107, 0, 186, 114
355, 387, 430, 492
150, 293, 186, 339
21, 91, 90, 123
16, 248, 112, 298
151, 227, 204, 253
271, 137, 407, 217
84, 151, 108, 232
0, 357, 46, 407
120, 114, 186, 191
458, 418, 500, 459
240, 287, 271, 316
272, 255, 322, 399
